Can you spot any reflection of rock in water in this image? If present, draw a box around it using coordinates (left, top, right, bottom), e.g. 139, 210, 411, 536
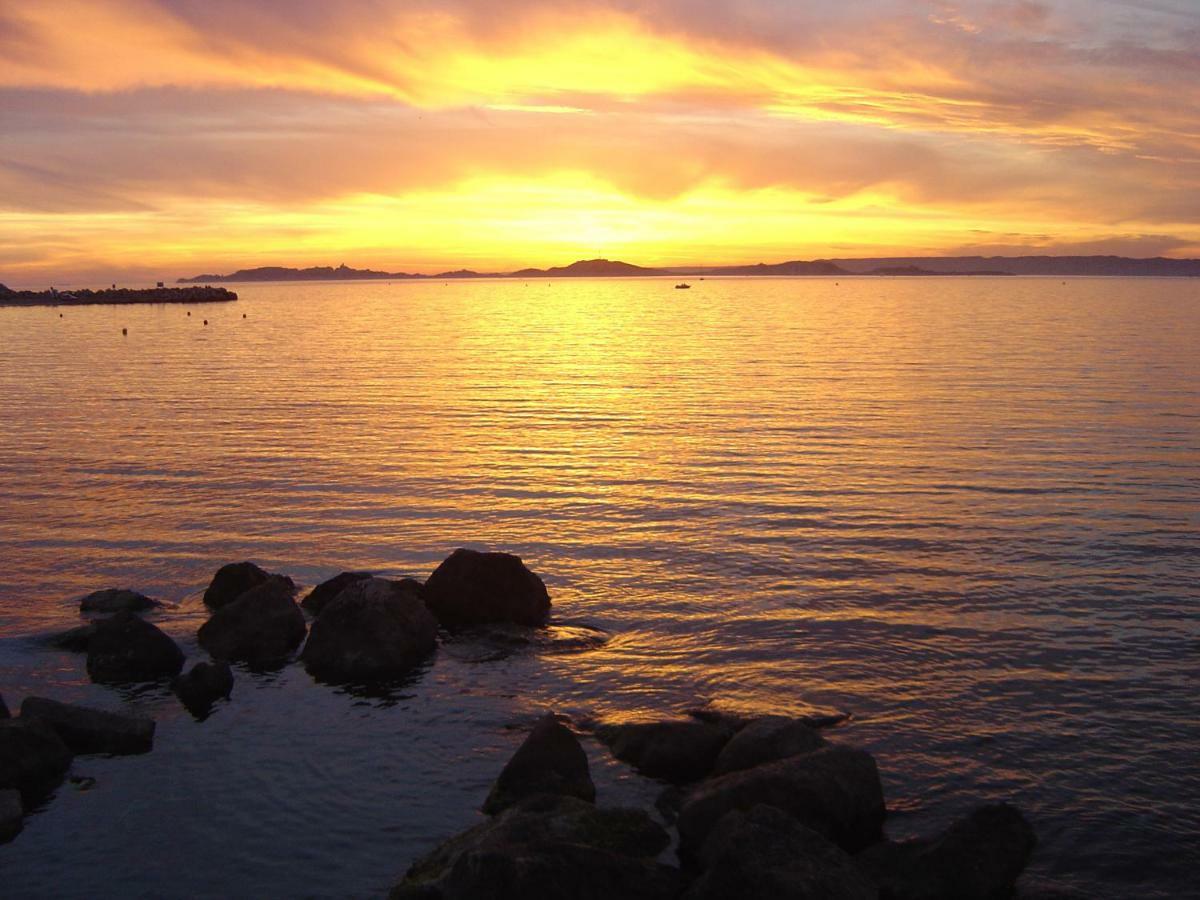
442, 621, 610, 663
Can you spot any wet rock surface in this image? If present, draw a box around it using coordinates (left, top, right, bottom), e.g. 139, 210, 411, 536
198, 575, 306, 665
85, 610, 185, 683
19, 697, 155, 755
47, 622, 100, 652
0, 790, 22, 844
301, 570, 374, 616
712, 715, 827, 775
172, 661, 234, 714
858, 803, 1036, 900
483, 714, 596, 814
301, 577, 436, 680
78, 588, 159, 614
596, 719, 734, 784
203, 561, 294, 610
0, 717, 73, 803
423, 549, 551, 627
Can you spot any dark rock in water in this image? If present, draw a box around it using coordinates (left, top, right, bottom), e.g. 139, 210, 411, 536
483, 714, 596, 814
48, 622, 99, 652
198, 575, 306, 665
677, 744, 885, 856
86, 610, 185, 683
172, 661, 234, 712
688, 706, 852, 731
596, 720, 733, 784
301, 570, 374, 615
78, 588, 159, 614
19, 697, 155, 755
712, 715, 826, 776
301, 577, 435, 680
391, 794, 677, 900
0, 789, 21, 844
203, 561, 294, 609
423, 549, 550, 627
683, 804, 878, 900
857, 803, 1035, 900
0, 718, 73, 803
0, 693, 8, 719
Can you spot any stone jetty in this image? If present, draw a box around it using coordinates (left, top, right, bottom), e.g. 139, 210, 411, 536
0, 283, 237, 307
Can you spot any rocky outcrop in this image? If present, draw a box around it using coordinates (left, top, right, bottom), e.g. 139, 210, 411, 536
0, 789, 21, 843
423, 549, 550, 627
301, 577, 436, 680
390, 794, 678, 900
857, 803, 1035, 900
198, 575, 306, 665
19, 697, 155, 755
203, 561, 294, 609
0, 718, 73, 803
48, 623, 99, 652
683, 804, 878, 900
712, 715, 826, 776
677, 744, 886, 856
86, 610, 185, 683
483, 714, 596, 814
596, 720, 733, 784
172, 661, 234, 713
78, 588, 159, 614
301, 570, 373, 616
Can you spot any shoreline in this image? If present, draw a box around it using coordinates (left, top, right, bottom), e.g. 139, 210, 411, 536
0, 285, 237, 308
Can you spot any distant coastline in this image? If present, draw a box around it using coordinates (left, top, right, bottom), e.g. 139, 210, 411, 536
178, 255, 1200, 283
0, 284, 237, 308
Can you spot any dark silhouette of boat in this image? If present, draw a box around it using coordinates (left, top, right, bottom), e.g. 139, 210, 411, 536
675, 283, 691, 289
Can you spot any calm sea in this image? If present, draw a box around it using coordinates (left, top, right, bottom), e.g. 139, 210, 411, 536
0, 277, 1197, 898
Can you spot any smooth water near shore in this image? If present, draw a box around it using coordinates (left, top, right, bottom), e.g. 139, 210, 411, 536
0, 276, 1197, 898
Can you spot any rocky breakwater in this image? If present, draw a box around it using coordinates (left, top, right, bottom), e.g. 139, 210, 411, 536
391, 707, 1038, 900
0, 283, 237, 307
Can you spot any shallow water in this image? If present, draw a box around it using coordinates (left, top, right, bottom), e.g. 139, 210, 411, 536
0, 276, 1197, 898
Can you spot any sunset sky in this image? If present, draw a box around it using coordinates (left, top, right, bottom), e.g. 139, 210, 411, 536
2, 0, 1199, 284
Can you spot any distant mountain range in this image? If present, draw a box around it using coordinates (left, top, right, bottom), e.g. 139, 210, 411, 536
180, 255, 1200, 283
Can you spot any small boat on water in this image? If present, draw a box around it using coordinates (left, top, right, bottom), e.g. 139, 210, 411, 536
675, 283, 691, 289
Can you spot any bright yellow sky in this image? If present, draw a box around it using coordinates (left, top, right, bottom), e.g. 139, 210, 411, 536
1, 0, 1198, 283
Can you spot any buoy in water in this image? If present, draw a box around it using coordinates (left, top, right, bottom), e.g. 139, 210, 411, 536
203, 319, 208, 325
121, 327, 127, 335
242, 313, 246, 318
187, 311, 191, 316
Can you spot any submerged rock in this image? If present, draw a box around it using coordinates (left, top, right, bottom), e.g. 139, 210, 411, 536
48, 622, 99, 652
301, 577, 436, 681
0, 718, 73, 803
712, 715, 826, 776
857, 803, 1035, 900
391, 794, 677, 900
423, 549, 550, 627
203, 561, 294, 609
198, 575, 306, 665
20, 697, 155, 755
597, 720, 733, 784
677, 744, 886, 856
684, 804, 878, 900
483, 714, 596, 814
300, 570, 374, 616
86, 610, 185, 683
0, 789, 21, 844
172, 661, 234, 713
78, 588, 159, 614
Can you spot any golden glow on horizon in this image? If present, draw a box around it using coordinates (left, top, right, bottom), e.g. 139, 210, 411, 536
1, 0, 1198, 282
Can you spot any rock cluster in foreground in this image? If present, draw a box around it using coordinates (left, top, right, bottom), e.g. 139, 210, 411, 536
391, 710, 1036, 900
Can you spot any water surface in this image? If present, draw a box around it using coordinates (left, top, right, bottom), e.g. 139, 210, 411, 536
1, 277, 1197, 898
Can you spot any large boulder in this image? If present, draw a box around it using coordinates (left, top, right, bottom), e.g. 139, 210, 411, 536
597, 720, 733, 784
423, 549, 550, 627
677, 744, 885, 856
391, 794, 678, 900
301, 577, 436, 680
301, 570, 373, 616
86, 610, 185, 683
857, 803, 1035, 900
20, 697, 155, 755
198, 575, 306, 665
483, 714, 596, 814
78, 588, 159, 614
712, 715, 826, 776
0, 789, 21, 844
203, 561, 294, 609
683, 804, 878, 900
0, 718, 73, 803
172, 661, 234, 713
